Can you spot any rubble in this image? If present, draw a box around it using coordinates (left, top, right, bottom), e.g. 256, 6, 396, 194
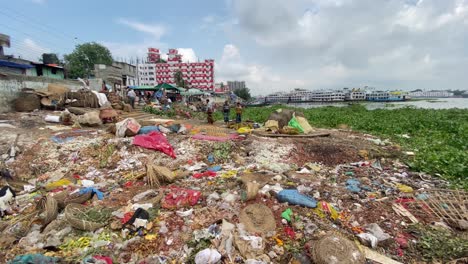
0, 104, 466, 264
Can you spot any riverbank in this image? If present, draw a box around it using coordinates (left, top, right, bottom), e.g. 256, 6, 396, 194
214, 105, 468, 188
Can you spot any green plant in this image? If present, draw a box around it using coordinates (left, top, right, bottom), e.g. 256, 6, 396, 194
213, 105, 468, 188
408, 224, 468, 262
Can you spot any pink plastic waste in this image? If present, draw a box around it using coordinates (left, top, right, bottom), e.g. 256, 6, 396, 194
133, 131, 176, 158
193, 171, 217, 179
162, 188, 201, 209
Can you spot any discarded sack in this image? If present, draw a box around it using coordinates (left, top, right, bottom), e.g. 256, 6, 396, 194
116, 118, 141, 137
239, 204, 276, 234
277, 189, 317, 208
75, 111, 102, 127
296, 116, 314, 134
133, 131, 176, 158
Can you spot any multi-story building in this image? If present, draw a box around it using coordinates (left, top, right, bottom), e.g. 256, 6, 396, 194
137, 63, 157, 86
227, 81, 246, 91
141, 48, 215, 90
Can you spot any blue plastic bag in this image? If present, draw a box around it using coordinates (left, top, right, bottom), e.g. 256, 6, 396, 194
138, 126, 160, 134
277, 189, 317, 208
79, 187, 104, 200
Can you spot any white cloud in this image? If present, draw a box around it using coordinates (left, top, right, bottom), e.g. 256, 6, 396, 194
13, 38, 50, 61
31, 0, 45, 4
117, 18, 166, 39
102, 18, 169, 61
224, 0, 468, 93
177, 48, 197, 63
216, 44, 302, 95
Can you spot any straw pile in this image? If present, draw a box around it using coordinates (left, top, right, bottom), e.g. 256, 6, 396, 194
308, 233, 365, 264
64, 204, 112, 231
146, 156, 180, 187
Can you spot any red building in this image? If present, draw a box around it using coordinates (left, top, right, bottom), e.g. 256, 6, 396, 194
147, 48, 215, 91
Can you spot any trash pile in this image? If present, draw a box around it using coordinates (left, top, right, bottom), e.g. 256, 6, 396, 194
0, 110, 467, 264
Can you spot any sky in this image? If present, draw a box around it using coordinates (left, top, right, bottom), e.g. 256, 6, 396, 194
1, 0, 468, 95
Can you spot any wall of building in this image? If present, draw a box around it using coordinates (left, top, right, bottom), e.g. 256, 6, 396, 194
227, 81, 246, 91
137, 63, 157, 86
0, 74, 83, 113
41, 67, 65, 79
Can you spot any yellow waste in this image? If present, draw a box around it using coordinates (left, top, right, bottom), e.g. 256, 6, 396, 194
237, 127, 253, 134
396, 184, 413, 193
296, 116, 314, 134
45, 178, 72, 191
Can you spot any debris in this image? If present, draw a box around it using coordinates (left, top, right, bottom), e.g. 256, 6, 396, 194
195, 248, 221, 264
239, 204, 276, 234
305, 233, 365, 264
133, 131, 176, 158
277, 189, 317, 208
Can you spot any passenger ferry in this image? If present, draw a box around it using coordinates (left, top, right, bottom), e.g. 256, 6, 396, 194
366, 91, 409, 102
265, 89, 346, 103
250, 88, 410, 106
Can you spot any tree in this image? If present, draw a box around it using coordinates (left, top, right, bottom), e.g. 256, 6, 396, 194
234, 87, 252, 101
174, 70, 186, 88
64, 42, 113, 79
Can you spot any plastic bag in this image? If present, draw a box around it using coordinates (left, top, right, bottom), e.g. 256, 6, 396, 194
162, 188, 201, 209
133, 131, 176, 158
45, 178, 72, 191
276, 189, 317, 208
138, 126, 160, 134
237, 127, 253, 134
195, 248, 221, 264
288, 115, 304, 133
193, 171, 217, 179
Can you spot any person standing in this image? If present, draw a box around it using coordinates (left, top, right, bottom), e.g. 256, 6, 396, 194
223, 101, 230, 124
127, 89, 136, 109
235, 102, 242, 123
206, 99, 214, 124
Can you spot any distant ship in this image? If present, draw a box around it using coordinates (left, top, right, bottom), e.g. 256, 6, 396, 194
249, 88, 409, 106
366, 91, 409, 102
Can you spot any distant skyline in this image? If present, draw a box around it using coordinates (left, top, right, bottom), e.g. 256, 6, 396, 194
1, 0, 468, 95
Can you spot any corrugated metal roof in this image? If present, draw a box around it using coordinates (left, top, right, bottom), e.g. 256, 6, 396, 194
0, 60, 34, 69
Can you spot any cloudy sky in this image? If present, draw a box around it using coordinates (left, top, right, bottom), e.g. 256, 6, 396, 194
1, 0, 467, 95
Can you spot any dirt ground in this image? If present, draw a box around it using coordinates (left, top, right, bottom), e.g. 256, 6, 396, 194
0, 110, 464, 264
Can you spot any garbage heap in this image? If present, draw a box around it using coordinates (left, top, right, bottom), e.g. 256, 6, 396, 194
0, 115, 466, 264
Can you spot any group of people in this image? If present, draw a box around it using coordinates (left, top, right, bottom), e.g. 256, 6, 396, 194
126, 88, 173, 110
206, 99, 242, 125
127, 88, 243, 125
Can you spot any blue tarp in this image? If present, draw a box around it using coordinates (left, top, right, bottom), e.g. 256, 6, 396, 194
0, 60, 34, 69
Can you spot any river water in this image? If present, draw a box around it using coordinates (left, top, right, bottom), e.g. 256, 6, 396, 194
288, 98, 468, 110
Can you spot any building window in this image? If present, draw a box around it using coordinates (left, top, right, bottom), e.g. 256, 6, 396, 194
51, 68, 57, 74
